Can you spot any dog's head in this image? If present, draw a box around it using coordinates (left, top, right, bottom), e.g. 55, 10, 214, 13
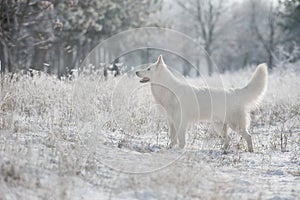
136, 55, 166, 83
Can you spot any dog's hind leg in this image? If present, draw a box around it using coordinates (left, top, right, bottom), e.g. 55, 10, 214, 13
239, 129, 254, 152
214, 122, 230, 151
168, 120, 177, 147
236, 113, 254, 152
230, 110, 254, 152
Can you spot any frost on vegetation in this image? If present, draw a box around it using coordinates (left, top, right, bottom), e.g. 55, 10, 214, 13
0, 66, 299, 199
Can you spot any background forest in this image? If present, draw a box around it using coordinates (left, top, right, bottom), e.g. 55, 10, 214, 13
1, 0, 300, 77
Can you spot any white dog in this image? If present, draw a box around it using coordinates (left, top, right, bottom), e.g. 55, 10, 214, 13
136, 55, 268, 152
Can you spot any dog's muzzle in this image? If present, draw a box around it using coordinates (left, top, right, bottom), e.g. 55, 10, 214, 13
136, 71, 150, 83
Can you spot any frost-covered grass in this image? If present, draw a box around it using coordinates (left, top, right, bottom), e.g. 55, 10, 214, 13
0, 64, 299, 199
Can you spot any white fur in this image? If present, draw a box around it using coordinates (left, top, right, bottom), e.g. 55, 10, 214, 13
136, 55, 268, 152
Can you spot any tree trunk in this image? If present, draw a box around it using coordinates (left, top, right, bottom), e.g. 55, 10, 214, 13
205, 44, 213, 76
0, 41, 6, 73
206, 54, 213, 76
182, 59, 192, 77
32, 47, 47, 71
268, 50, 273, 70
196, 59, 200, 77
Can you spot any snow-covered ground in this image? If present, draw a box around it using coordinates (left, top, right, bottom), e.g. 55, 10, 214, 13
0, 64, 299, 199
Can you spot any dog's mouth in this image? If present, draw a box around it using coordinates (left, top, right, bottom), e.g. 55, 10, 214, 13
140, 77, 150, 83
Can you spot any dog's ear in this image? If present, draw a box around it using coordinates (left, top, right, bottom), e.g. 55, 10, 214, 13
156, 55, 165, 65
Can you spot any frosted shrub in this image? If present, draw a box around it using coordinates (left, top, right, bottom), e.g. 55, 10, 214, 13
0, 71, 169, 149
1, 65, 299, 152
0, 65, 300, 199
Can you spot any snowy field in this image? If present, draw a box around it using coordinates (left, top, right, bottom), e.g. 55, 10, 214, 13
0, 64, 299, 199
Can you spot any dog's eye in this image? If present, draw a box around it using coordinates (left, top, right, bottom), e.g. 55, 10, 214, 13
147, 68, 150, 71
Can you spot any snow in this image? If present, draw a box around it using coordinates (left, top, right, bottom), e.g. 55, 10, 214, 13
0, 66, 299, 199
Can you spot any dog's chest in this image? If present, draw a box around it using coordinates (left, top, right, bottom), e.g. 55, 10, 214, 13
150, 84, 174, 106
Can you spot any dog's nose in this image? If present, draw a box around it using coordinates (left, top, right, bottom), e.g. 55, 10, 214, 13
135, 71, 138, 75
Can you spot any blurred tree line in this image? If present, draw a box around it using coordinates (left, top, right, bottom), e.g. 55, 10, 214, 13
0, 0, 162, 76
170, 0, 300, 74
0, 0, 299, 77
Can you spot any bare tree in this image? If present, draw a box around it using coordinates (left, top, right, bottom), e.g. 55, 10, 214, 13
251, 0, 281, 70
176, 0, 226, 76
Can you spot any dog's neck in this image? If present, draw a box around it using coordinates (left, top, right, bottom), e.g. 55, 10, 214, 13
150, 66, 182, 105
151, 66, 179, 88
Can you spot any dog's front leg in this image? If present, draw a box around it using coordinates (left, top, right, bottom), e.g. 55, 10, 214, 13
168, 121, 177, 147
177, 122, 187, 148
214, 122, 230, 151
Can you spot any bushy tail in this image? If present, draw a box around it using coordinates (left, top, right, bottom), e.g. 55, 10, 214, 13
237, 63, 268, 109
